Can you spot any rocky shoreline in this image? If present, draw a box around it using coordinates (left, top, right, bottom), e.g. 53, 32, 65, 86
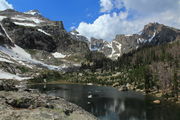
112, 82, 180, 104
0, 79, 98, 120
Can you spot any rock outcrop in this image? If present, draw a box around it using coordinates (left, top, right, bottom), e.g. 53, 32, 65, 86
0, 79, 98, 120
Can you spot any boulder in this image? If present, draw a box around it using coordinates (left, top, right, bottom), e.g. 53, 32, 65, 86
112, 82, 119, 87
118, 85, 128, 91
153, 100, 161, 104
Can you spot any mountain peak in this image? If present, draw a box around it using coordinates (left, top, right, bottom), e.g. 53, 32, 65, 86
71, 30, 80, 35
1, 9, 16, 12
24, 10, 41, 16
145, 22, 161, 27
142, 22, 164, 33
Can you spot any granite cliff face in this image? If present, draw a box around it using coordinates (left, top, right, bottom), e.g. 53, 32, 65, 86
0, 9, 89, 54
0, 23, 14, 46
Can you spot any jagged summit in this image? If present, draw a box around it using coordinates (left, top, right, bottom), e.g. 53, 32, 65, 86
71, 30, 80, 35
143, 22, 161, 29
0, 9, 16, 12
91, 22, 180, 59
24, 9, 41, 16
0, 9, 90, 75
141, 22, 165, 38
0, 8, 89, 52
70, 30, 89, 43
71, 22, 180, 59
0, 9, 66, 29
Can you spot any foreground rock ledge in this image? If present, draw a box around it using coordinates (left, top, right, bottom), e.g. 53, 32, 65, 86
0, 80, 97, 120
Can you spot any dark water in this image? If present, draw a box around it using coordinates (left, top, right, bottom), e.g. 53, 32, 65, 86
29, 84, 180, 120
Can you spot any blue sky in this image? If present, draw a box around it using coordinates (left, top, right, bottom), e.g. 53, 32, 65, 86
1, 0, 180, 41
7, 0, 101, 31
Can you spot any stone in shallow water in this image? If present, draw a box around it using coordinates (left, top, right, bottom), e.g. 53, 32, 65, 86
118, 85, 128, 91
153, 100, 161, 104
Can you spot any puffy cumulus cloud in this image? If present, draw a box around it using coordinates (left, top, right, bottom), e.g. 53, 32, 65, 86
77, 12, 131, 40
0, 0, 13, 11
100, 0, 113, 12
77, 0, 180, 41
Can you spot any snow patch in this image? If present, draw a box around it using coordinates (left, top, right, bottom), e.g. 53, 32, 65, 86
14, 22, 37, 27
113, 41, 122, 51
148, 31, 156, 42
113, 41, 122, 57
125, 34, 132, 37
0, 70, 31, 81
106, 41, 122, 58
0, 45, 65, 71
12, 15, 44, 24
52, 52, 66, 59
24, 10, 40, 16
11, 17, 27, 21
70, 32, 75, 35
30, 18, 43, 24
108, 42, 115, 58
0, 16, 7, 21
137, 38, 147, 44
12, 45, 31, 59
0, 58, 14, 63
106, 42, 112, 48
38, 29, 51, 36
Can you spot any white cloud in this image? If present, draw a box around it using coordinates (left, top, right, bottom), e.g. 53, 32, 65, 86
77, 12, 132, 40
123, 0, 179, 16
77, 0, 180, 41
100, 0, 113, 12
70, 26, 76, 30
0, 0, 13, 11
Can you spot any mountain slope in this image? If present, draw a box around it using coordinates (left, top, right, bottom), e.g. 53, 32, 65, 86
0, 9, 89, 54
0, 9, 91, 80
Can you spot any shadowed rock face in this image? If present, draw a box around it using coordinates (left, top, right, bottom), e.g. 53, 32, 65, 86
0, 21, 13, 46
0, 33, 13, 46
0, 9, 90, 54
141, 23, 180, 44
90, 38, 104, 50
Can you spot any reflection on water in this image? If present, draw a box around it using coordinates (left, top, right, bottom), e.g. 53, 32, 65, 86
30, 84, 180, 120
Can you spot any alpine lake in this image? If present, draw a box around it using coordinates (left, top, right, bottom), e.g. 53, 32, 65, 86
29, 84, 180, 120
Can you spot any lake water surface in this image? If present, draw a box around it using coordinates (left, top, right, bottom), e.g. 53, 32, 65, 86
29, 84, 180, 120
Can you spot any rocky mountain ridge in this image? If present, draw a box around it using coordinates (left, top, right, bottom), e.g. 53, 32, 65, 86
0, 9, 180, 80
0, 9, 89, 54
89, 23, 180, 59
0, 9, 90, 80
